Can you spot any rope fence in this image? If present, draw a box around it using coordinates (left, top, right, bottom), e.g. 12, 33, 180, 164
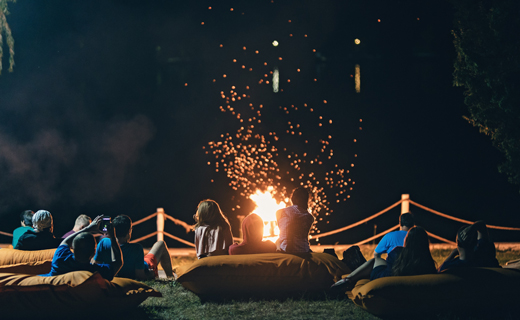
310, 199, 403, 239
1, 196, 518, 248
409, 200, 520, 231
0, 231, 13, 237
352, 225, 400, 246
132, 212, 158, 227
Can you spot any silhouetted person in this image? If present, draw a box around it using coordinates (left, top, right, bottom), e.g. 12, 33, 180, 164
94, 215, 174, 280
15, 210, 61, 250
229, 213, 276, 255
331, 226, 437, 294
12, 210, 34, 248
438, 220, 499, 272
276, 187, 315, 253
42, 215, 122, 280
62, 214, 92, 239
194, 199, 233, 259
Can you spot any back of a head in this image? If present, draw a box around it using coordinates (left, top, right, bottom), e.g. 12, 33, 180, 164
456, 225, 478, 250
393, 226, 436, 276
20, 210, 34, 226
399, 212, 415, 228
291, 187, 310, 207
196, 199, 229, 228
242, 213, 264, 243
74, 214, 92, 229
113, 215, 132, 238
404, 226, 430, 252
32, 210, 53, 231
72, 233, 96, 263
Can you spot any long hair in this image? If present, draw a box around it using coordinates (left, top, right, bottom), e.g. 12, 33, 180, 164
391, 226, 436, 276
194, 199, 231, 229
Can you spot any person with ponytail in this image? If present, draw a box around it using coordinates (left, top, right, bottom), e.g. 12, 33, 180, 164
193, 199, 233, 259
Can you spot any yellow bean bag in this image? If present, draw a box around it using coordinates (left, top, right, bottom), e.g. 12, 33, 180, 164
177, 252, 349, 298
349, 267, 520, 317
0, 271, 162, 319
0, 248, 56, 274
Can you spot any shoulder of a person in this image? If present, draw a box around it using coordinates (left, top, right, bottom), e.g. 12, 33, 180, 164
98, 237, 112, 245
125, 242, 144, 251
56, 244, 72, 255
276, 207, 286, 214
390, 246, 404, 254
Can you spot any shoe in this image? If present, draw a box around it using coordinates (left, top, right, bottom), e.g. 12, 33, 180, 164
330, 277, 355, 295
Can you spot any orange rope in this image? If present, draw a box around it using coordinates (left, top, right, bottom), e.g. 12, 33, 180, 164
130, 231, 158, 243
410, 200, 520, 231
165, 215, 193, 233
163, 231, 196, 247
0, 231, 13, 237
132, 212, 158, 226
426, 231, 456, 246
130, 231, 195, 247
310, 199, 403, 239
351, 225, 400, 246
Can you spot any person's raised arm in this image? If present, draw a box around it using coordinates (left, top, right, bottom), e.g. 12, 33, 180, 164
106, 223, 123, 276
61, 215, 103, 247
473, 220, 488, 241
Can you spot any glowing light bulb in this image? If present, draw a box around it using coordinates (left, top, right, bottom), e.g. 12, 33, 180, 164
354, 38, 361, 45
272, 40, 279, 47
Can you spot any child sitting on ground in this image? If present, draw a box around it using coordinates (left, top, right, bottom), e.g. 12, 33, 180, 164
42, 215, 122, 280
229, 213, 276, 255
194, 199, 233, 259
94, 215, 175, 280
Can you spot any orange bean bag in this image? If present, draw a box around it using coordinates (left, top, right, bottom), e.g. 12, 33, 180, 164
349, 267, 520, 317
0, 271, 162, 319
0, 248, 56, 274
177, 252, 349, 299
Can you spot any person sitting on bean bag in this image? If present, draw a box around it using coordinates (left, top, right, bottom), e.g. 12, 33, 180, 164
15, 210, 61, 251
331, 226, 437, 293
42, 215, 122, 280
94, 215, 175, 280
276, 187, 315, 253
12, 210, 34, 248
342, 212, 415, 272
61, 214, 92, 239
194, 199, 234, 259
438, 220, 499, 272
229, 213, 277, 255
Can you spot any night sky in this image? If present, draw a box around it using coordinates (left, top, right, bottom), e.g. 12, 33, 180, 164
1, 0, 519, 246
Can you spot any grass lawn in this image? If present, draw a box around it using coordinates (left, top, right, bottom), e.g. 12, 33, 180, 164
128, 247, 520, 320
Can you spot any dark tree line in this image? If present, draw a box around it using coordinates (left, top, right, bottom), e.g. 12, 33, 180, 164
452, 0, 520, 189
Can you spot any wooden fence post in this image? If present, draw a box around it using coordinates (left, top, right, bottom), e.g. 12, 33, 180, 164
157, 208, 165, 242
401, 194, 410, 214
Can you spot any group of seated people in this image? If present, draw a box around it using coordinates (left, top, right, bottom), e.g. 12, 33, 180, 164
9, 186, 504, 288
11, 209, 175, 281
193, 187, 314, 258
192, 187, 503, 293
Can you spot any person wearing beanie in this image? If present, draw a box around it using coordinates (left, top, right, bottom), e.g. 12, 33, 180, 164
15, 210, 61, 250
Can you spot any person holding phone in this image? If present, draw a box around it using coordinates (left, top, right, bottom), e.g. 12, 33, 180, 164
41, 215, 122, 280
94, 215, 175, 280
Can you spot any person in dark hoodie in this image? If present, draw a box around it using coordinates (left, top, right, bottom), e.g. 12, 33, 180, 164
15, 210, 61, 250
229, 213, 277, 255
